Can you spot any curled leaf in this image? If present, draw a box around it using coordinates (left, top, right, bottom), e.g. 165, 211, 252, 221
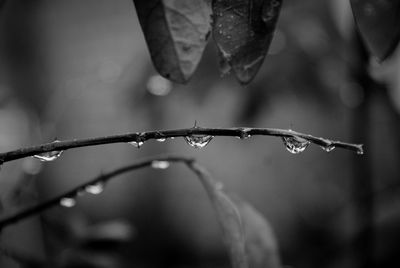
134, 0, 212, 83
350, 0, 400, 60
213, 0, 283, 84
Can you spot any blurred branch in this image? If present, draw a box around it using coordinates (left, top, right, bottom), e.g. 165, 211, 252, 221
0, 127, 363, 164
0, 155, 194, 229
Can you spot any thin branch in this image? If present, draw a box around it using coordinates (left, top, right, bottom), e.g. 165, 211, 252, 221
0, 127, 363, 163
0, 155, 194, 229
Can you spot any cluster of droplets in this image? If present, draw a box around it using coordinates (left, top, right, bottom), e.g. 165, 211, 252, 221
282, 135, 310, 154
59, 181, 105, 208
33, 140, 64, 162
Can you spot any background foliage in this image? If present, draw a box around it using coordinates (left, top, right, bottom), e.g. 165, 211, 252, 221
0, 0, 399, 267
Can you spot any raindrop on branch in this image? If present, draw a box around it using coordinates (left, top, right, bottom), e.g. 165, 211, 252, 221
60, 197, 76, 208
128, 134, 146, 148
357, 147, 364, 155
282, 136, 310, 154
321, 144, 335, 152
85, 182, 105, 195
184, 135, 214, 149
33, 150, 63, 162
151, 160, 170, 169
128, 141, 144, 148
238, 128, 252, 139
33, 140, 64, 162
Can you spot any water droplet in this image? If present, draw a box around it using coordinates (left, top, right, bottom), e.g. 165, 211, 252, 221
184, 135, 214, 149
85, 182, 104, 195
169, 137, 175, 140
282, 136, 310, 154
156, 138, 166, 142
33, 150, 63, 162
60, 197, 76, 208
128, 141, 144, 148
151, 160, 170, 169
321, 144, 335, 152
238, 128, 252, 139
218, 30, 223, 34
357, 148, 364, 155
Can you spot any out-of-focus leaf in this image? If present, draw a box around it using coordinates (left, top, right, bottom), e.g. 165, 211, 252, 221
133, 0, 212, 83
189, 163, 248, 268
350, 0, 400, 60
190, 163, 283, 268
213, 0, 282, 84
230, 196, 282, 268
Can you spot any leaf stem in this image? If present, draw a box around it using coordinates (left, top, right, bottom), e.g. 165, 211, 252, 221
0, 127, 363, 163
0, 155, 194, 229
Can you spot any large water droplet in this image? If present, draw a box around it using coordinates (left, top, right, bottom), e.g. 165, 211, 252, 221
321, 144, 335, 152
60, 197, 76, 208
151, 160, 170, 169
33, 150, 63, 162
85, 182, 104, 195
184, 135, 213, 149
282, 136, 310, 154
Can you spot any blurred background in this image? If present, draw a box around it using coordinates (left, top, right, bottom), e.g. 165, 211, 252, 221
0, 0, 399, 267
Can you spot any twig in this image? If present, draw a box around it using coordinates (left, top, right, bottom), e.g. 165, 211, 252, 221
0, 127, 363, 163
0, 155, 194, 229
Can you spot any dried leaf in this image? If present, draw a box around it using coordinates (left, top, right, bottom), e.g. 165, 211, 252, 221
230, 196, 282, 268
350, 0, 400, 60
133, 0, 212, 83
213, 0, 282, 84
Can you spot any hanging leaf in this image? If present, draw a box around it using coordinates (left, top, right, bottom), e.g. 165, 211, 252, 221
189, 163, 248, 268
189, 163, 283, 268
350, 0, 400, 61
231, 196, 282, 268
133, 0, 212, 83
213, 0, 283, 84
